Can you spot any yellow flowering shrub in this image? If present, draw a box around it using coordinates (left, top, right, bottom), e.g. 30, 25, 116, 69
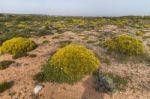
0, 46, 2, 54
0, 37, 36, 55
49, 44, 100, 80
104, 34, 144, 55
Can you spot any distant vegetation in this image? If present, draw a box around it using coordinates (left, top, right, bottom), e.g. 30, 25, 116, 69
0, 14, 150, 45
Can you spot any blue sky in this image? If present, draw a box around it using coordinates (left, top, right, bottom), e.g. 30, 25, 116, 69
0, 0, 150, 16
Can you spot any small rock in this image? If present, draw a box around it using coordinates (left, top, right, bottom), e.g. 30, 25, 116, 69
34, 84, 43, 95
95, 73, 115, 93
33, 84, 44, 99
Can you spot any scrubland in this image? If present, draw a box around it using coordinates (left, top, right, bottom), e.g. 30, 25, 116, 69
0, 14, 150, 99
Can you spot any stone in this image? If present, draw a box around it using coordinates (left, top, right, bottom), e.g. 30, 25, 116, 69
95, 73, 115, 93
33, 84, 44, 99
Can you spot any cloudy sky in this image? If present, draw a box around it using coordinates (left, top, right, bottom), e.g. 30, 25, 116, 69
0, 0, 150, 16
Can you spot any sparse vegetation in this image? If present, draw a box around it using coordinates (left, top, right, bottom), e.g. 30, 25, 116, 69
102, 58, 111, 66
0, 60, 15, 70
0, 14, 150, 98
0, 81, 14, 93
28, 54, 37, 58
136, 31, 144, 36
52, 35, 61, 39
0, 15, 150, 45
139, 53, 150, 65
42, 40, 49, 44
12, 52, 28, 59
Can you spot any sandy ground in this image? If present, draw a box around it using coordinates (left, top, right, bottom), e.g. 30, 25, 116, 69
0, 30, 150, 99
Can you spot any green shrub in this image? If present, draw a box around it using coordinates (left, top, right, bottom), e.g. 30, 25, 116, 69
37, 44, 100, 84
104, 35, 144, 56
0, 81, 14, 93
0, 37, 36, 55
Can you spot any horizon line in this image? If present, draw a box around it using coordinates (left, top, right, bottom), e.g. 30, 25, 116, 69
0, 12, 150, 17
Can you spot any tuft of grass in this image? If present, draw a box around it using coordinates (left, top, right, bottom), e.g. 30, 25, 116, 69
102, 58, 111, 66
42, 40, 49, 44
28, 54, 37, 58
33, 63, 82, 84
136, 31, 144, 36
0, 60, 15, 70
139, 53, 150, 66
59, 40, 72, 48
13, 52, 37, 59
0, 81, 14, 93
113, 54, 130, 63
12, 52, 28, 59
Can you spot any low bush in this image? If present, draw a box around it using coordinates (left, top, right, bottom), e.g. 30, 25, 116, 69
35, 44, 100, 84
104, 34, 144, 56
0, 37, 36, 56
50, 44, 100, 76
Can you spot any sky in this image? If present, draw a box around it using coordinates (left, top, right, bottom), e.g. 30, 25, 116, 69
0, 0, 150, 16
